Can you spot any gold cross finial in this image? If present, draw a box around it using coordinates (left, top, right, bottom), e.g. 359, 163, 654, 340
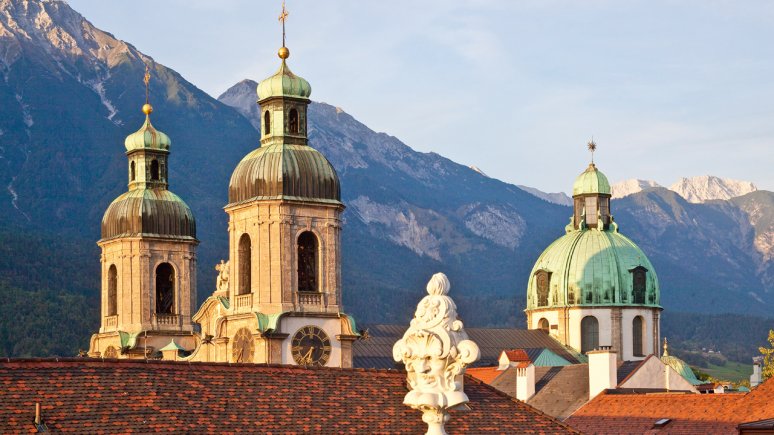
142, 63, 153, 115
587, 137, 597, 164
279, 1, 289, 47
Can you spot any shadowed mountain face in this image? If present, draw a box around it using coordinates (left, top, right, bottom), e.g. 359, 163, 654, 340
0, 0, 257, 292
0, 0, 772, 358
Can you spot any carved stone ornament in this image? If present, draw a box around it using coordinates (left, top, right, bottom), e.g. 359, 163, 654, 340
392, 273, 480, 435
214, 260, 229, 296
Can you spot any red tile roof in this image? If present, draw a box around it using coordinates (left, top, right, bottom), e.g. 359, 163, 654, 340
504, 349, 531, 362
0, 358, 578, 434
567, 377, 774, 434
467, 366, 504, 384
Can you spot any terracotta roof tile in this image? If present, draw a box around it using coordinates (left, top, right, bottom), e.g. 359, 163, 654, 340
466, 366, 504, 384
0, 358, 578, 434
504, 349, 531, 362
565, 384, 769, 434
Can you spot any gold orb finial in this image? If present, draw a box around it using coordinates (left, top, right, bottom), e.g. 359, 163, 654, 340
278, 46, 290, 59
142, 103, 153, 115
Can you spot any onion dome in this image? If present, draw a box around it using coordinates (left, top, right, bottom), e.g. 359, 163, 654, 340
228, 143, 341, 205
101, 189, 196, 241
661, 340, 703, 385
124, 104, 171, 152
256, 48, 312, 101
526, 229, 660, 309
572, 163, 611, 196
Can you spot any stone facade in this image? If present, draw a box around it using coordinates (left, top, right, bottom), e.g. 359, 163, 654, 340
88, 104, 199, 359
527, 306, 659, 361
179, 47, 358, 367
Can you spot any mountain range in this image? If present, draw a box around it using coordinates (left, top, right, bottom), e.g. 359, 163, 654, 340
0, 0, 772, 360
611, 176, 758, 203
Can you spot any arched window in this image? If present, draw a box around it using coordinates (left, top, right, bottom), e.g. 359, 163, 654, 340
297, 231, 318, 292
288, 108, 299, 134
155, 263, 175, 314
130, 161, 136, 181
538, 318, 549, 333
581, 316, 599, 353
633, 316, 644, 356
631, 266, 647, 304
150, 159, 160, 181
107, 265, 117, 316
535, 270, 551, 307
238, 234, 251, 295
264, 110, 271, 136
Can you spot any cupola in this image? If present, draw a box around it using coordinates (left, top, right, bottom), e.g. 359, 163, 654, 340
101, 99, 196, 241
124, 104, 171, 152
227, 39, 340, 206
256, 48, 312, 101
571, 141, 612, 230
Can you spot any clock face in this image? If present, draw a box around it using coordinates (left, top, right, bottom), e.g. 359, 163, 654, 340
291, 325, 331, 366
103, 346, 117, 359
232, 327, 255, 363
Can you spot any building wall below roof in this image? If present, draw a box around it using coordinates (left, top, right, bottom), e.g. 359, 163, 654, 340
619, 356, 698, 392
529, 306, 659, 361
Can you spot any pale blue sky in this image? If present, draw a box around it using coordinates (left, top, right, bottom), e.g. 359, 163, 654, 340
67, 0, 774, 193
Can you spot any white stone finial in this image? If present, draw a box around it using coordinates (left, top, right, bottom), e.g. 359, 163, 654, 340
392, 272, 480, 435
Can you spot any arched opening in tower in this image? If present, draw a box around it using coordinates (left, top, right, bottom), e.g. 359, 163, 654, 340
633, 316, 644, 357
297, 231, 318, 292
581, 315, 599, 353
264, 110, 271, 136
150, 159, 160, 181
289, 108, 299, 134
107, 264, 117, 316
238, 233, 252, 295
155, 263, 175, 314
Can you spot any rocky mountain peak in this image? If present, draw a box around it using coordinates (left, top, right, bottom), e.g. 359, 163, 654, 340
670, 175, 757, 203
611, 179, 663, 199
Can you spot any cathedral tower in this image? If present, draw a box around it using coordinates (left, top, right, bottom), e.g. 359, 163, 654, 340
187, 7, 359, 367
89, 77, 198, 359
525, 143, 661, 361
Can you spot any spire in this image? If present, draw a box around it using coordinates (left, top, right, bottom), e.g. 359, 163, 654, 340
278, 1, 290, 60
142, 63, 153, 116
662, 337, 669, 357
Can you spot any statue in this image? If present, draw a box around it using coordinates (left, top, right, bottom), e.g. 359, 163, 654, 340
392, 273, 480, 435
215, 260, 229, 296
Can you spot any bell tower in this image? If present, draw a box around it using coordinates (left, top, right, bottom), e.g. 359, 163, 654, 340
89, 67, 198, 359
188, 4, 358, 367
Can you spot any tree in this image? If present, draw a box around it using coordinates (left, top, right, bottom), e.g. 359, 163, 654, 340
759, 330, 774, 380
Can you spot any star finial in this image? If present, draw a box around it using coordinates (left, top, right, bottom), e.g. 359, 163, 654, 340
587, 138, 597, 164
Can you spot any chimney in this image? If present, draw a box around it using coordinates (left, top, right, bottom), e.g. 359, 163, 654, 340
588, 347, 617, 399
751, 356, 763, 387
515, 363, 535, 402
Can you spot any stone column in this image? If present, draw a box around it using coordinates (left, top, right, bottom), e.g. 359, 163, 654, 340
611, 307, 623, 359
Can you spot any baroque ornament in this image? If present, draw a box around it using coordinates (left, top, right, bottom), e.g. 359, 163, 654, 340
392, 273, 480, 435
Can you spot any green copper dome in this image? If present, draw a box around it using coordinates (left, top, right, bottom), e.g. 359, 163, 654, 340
101, 189, 196, 241
661, 355, 703, 386
124, 115, 171, 152
257, 60, 311, 101
526, 228, 660, 310
228, 143, 341, 206
573, 163, 611, 196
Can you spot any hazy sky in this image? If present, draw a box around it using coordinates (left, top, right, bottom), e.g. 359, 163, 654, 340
67, 0, 774, 193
